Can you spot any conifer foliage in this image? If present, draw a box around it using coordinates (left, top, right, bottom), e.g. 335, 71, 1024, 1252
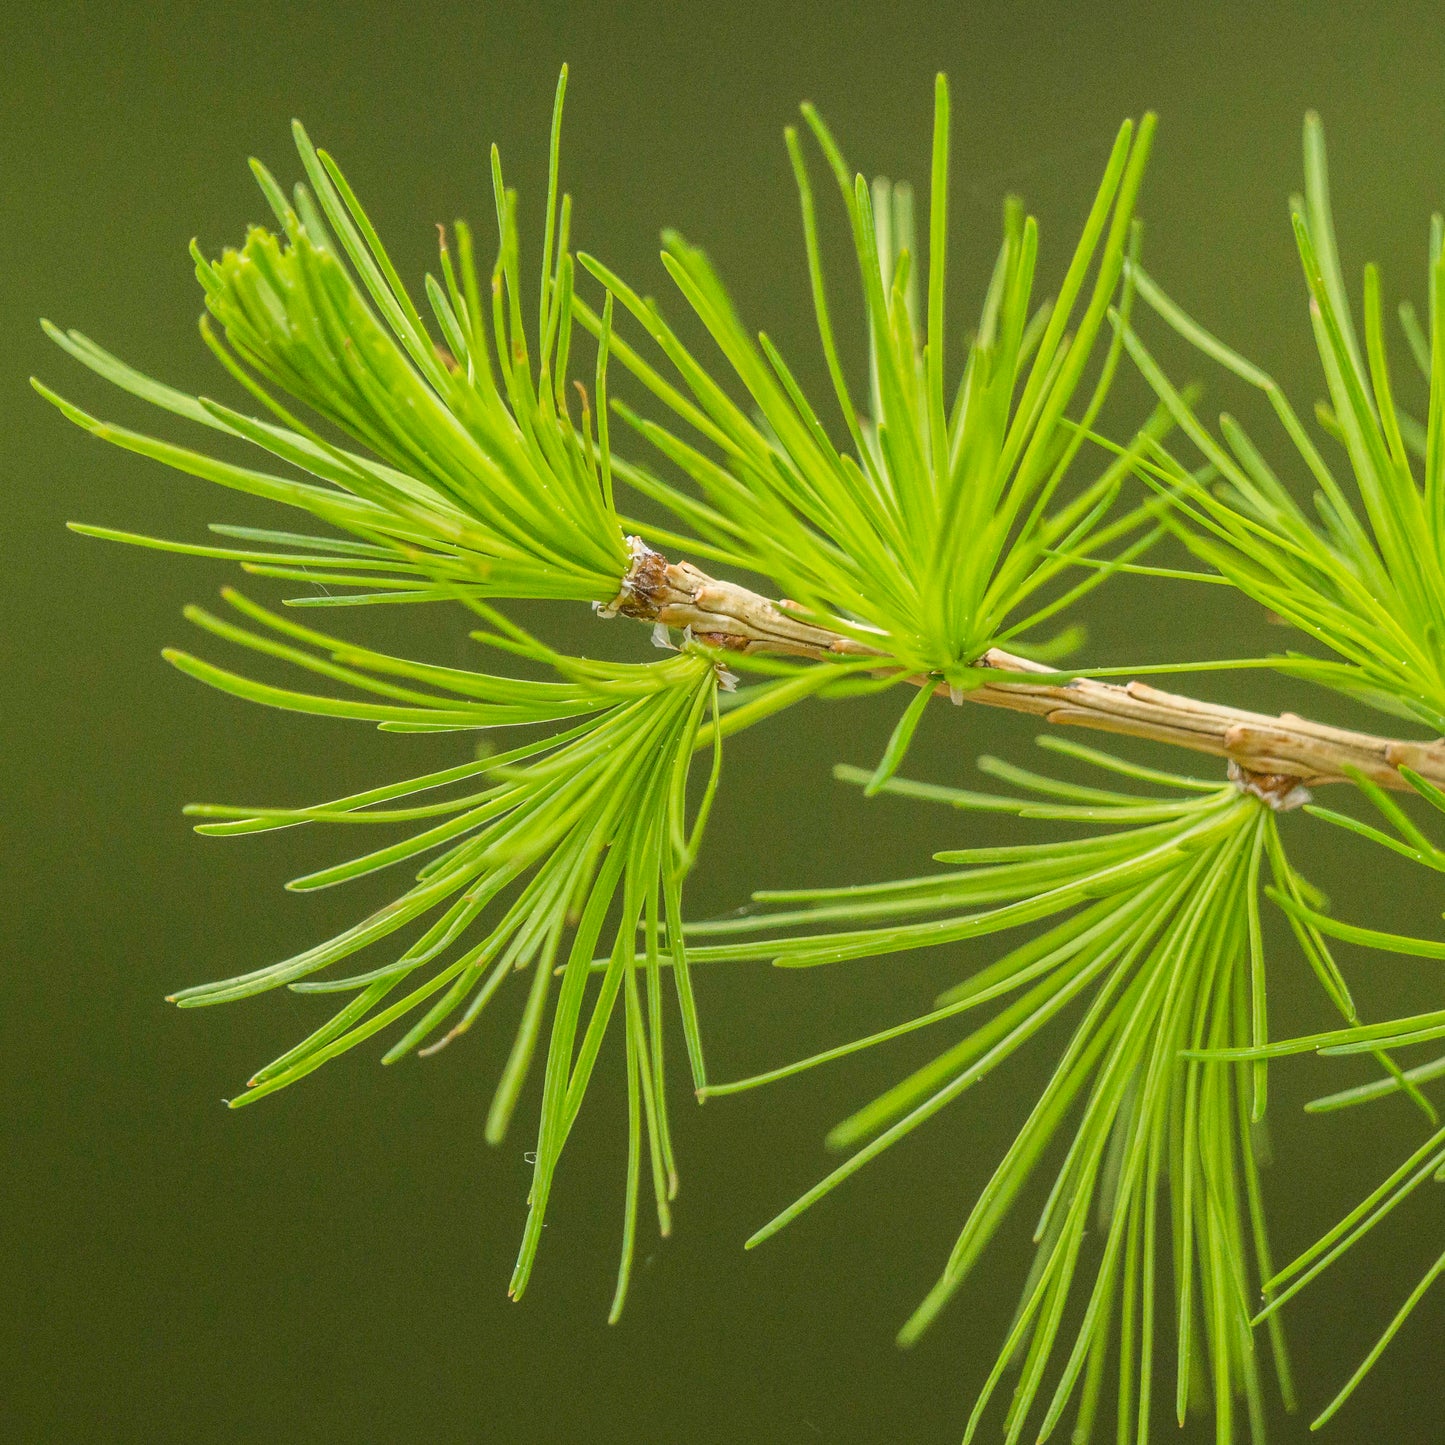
36, 66, 1445, 1440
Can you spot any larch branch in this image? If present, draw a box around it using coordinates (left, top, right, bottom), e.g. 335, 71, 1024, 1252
602, 537, 1445, 802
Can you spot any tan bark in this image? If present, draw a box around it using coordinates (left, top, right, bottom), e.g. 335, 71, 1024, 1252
601, 537, 1445, 805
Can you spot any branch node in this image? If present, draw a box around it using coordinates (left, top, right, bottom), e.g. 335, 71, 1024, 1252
596, 535, 669, 619
1228, 760, 1311, 811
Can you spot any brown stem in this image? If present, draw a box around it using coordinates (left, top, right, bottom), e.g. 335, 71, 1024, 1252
599, 537, 1445, 805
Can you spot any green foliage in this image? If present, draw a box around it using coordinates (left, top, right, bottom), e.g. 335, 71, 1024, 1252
1105, 115, 1445, 1426
1197, 766, 1445, 1428
580, 77, 1161, 683
30, 66, 896, 1313
164, 587, 730, 1316
688, 741, 1412, 1442
39, 69, 631, 608
1123, 114, 1445, 730
35, 60, 1445, 1443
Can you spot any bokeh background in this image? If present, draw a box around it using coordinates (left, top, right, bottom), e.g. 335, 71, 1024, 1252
5, 2, 1445, 1441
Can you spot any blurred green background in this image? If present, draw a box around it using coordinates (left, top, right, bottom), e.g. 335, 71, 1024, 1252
5, 2, 1445, 1441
